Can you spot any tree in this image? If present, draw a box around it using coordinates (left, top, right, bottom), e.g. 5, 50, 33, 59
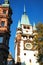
36, 22, 43, 65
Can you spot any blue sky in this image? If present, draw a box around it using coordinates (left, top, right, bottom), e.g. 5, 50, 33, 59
0, 0, 43, 58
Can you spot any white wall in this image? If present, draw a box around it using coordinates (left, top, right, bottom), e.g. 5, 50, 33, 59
20, 40, 39, 65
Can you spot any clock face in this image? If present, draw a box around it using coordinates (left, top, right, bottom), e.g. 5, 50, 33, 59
25, 43, 33, 50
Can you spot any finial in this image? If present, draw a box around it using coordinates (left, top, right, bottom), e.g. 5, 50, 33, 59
24, 5, 26, 13
33, 22, 35, 27
17, 20, 21, 28
33, 22, 37, 30
5, 0, 8, 4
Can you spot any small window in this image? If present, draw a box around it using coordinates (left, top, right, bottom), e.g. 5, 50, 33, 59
29, 59, 31, 63
27, 26, 30, 29
29, 36, 33, 39
24, 26, 26, 29
1, 21, 5, 27
24, 53, 26, 55
34, 54, 36, 56
3, 10, 6, 14
0, 37, 3, 43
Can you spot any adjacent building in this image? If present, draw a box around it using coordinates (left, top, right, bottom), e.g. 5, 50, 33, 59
0, 0, 12, 65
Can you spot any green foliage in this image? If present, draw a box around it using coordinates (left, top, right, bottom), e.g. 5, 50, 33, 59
36, 22, 43, 37
36, 22, 43, 65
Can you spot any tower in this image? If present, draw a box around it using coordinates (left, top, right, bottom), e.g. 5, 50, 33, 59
0, 0, 12, 65
15, 6, 39, 65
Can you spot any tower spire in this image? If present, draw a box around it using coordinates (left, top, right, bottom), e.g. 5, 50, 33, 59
24, 5, 26, 13
17, 20, 21, 28
21, 5, 31, 25
33, 22, 37, 30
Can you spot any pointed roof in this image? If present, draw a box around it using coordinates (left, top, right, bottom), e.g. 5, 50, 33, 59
17, 20, 22, 34
17, 20, 21, 28
21, 5, 31, 25
2, 0, 9, 7
33, 22, 37, 30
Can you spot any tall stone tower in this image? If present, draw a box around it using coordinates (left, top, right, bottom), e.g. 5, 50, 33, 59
15, 6, 39, 65
0, 0, 12, 65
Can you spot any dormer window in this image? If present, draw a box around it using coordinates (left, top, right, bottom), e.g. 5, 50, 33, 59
1, 21, 5, 27
22, 35, 27, 40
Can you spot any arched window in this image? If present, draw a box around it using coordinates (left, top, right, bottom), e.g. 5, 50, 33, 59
27, 26, 30, 29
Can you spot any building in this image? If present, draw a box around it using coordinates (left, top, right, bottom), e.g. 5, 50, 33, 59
0, 0, 12, 65
14, 6, 39, 65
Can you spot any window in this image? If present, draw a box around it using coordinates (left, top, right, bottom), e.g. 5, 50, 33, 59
23, 26, 30, 29
0, 37, 3, 43
24, 26, 26, 29
1, 21, 5, 27
29, 59, 31, 63
34, 54, 36, 56
27, 26, 30, 29
24, 53, 26, 55
3, 10, 6, 14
